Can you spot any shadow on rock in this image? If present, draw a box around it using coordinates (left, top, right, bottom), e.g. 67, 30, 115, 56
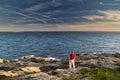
40, 66, 58, 72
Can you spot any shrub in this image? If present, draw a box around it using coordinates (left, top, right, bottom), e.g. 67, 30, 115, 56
0, 76, 13, 80
62, 77, 79, 80
80, 67, 120, 80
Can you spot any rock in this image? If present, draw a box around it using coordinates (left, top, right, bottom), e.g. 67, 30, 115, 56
79, 60, 98, 67
114, 53, 120, 58
0, 65, 15, 71
90, 59, 98, 65
53, 69, 80, 78
21, 55, 34, 59
115, 61, 120, 66
12, 59, 19, 62
0, 59, 4, 63
77, 54, 97, 60
91, 55, 98, 59
4, 60, 10, 63
0, 71, 18, 77
77, 53, 85, 57
31, 57, 55, 62
110, 58, 120, 62
16, 72, 60, 80
101, 53, 113, 57
52, 69, 70, 77
17, 71, 25, 76
20, 66, 40, 73
40, 66, 58, 72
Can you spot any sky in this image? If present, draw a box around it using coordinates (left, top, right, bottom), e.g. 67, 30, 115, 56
0, 0, 120, 32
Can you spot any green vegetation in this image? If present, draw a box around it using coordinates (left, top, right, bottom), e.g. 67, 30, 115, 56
0, 76, 13, 80
62, 77, 79, 80
80, 67, 120, 80
61, 67, 120, 80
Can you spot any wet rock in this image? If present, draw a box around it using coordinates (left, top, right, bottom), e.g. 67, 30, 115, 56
20, 66, 40, 73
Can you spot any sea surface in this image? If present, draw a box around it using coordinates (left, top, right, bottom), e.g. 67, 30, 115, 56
0, 32, 120, 59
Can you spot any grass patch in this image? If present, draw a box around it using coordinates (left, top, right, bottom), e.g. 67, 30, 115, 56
0, 76, 13, 80
62, 77, 79, 80
80, 67, 120, 80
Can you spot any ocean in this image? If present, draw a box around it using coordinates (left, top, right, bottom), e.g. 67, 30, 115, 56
0, 32, 120, 59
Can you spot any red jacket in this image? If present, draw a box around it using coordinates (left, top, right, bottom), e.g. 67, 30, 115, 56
70, 53, 76, 60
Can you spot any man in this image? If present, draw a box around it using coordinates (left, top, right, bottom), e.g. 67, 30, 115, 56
69, 51, 76, 70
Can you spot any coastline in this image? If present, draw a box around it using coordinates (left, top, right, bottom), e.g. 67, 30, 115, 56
0, 53, 120, 80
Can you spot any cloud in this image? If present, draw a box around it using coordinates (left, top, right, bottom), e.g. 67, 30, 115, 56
17, 21, 120, 31
54, 22, 120, 31
83, 15, 104, 21
25, 3, 49, 12
0, 6, 49, 24
68, 0, 85, 3
114, 0, 120, 1
5, 5, 64, 24
14, 12, 47, 23
100, 3, 120, 6
83, 10, 120, 21
99, 2, 103, 5
0, 24, 27, 32
51, 0, 62, 7
25, 0, 62, 12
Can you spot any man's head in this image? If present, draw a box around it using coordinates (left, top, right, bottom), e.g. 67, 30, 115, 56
71, 51, 74, 53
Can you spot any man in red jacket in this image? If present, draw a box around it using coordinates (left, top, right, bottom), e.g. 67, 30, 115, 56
69, 51, 76, 70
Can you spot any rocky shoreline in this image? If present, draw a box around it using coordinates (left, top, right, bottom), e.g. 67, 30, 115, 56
0, 53, 120, 80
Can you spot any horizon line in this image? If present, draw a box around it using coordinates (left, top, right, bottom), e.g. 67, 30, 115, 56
0, 31, 120, 33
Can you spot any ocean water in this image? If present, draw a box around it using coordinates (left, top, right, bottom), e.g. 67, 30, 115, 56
0, 32, 120, 59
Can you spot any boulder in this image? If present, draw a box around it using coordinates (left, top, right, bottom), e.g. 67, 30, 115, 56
79, 60, 98, 67
17, 71, 25, 76
4, 60, 10, 63
114, 53, 120, 58
0, 59, 4, 63
90, 59, 98, 65
31, 57, 55, 62
21, 55, 34, 59
15, 72, 60, 80
40, 66, 57, 72
116, 62, 120, 66
0, 71, 18, 77
0, 65, 15, 71
12, 59, 19, 62
20, 66, 40, 73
